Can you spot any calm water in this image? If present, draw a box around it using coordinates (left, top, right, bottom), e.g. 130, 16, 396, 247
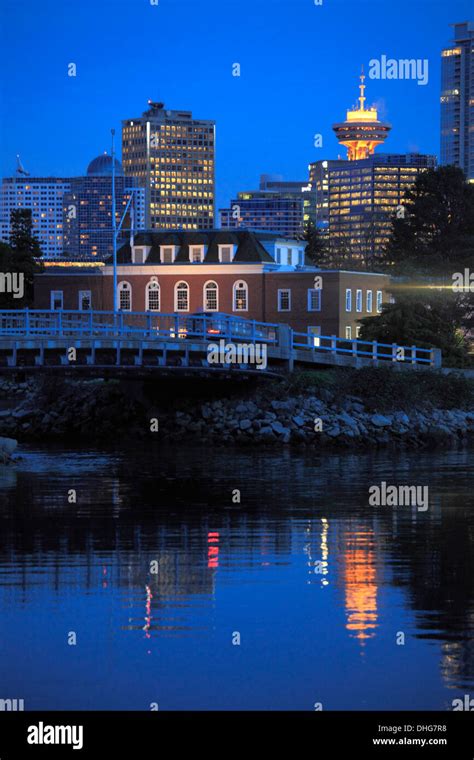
0, 442, 473, 711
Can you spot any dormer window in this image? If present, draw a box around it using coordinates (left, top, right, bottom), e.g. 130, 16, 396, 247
218, 244, 235, 263
132, 246, 151, 264
190, 245, 205, 263
160, 245, 177, 263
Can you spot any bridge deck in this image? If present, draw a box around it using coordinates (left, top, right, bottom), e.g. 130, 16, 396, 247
0, 310, 441, 373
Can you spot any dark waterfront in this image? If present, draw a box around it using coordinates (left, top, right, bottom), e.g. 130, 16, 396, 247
0, 443, 473, 711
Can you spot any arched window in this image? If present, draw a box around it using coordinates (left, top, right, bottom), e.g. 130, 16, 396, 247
118, 281, 132, 311
174, 281, 189, 312
203, 281, 218, 312
146, 280, 160, 311
233, 280, 248, 312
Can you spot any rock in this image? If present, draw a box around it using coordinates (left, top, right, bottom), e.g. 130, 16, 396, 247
338, 411, 359, 428
271, 421, 290, 436
271, 400, 295, 412
264, 411, 277, 422
12, 409, 32, 420
201, 405, 213, 420
318, 389, 334, 403
0, 437, 17, 455
239, 419, 252, 431
370, 414, 392, 427
292, 415, 305, 428
393, 412, 410, 426
257, 426, 275, 441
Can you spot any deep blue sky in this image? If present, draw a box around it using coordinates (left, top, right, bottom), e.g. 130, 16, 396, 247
0, 0, 472, 213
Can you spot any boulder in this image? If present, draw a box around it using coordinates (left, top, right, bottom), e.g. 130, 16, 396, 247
292, 415, 305, 428
271, 421, 290, 436
0, 437, 17, 456
370, 414, 392, 427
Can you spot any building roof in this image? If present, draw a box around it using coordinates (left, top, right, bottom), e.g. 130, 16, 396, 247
87, 153, 124, 177
115, 229, 278, 264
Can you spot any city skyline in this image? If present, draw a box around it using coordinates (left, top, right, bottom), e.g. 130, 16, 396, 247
0, 0, 472, 216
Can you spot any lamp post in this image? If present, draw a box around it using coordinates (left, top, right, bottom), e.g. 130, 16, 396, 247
111, 129, 118, 314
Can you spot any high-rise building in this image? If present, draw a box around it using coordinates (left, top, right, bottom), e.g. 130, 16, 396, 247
309, 153, 437, 263
122, 101, 215, 230
0, 174, 70, 259
440, 21, 474, 181
333, 72, 391, 161
62, 153, 145, 260
219, 174, 316, 237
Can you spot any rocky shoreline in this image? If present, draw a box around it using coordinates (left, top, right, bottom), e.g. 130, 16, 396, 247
0, 375, 473, 449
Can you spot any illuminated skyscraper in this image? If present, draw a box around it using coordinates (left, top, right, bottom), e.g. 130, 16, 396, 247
440, 21, 474, 181
62, 153, 145, 260
0, 174, 70, 259
122, 101, 215, 230
309, 153, 436, 264
333, 71, 391, 161
220, 174, 316, 237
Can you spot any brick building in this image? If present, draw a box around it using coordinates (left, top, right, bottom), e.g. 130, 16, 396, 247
34, 230, 390, 340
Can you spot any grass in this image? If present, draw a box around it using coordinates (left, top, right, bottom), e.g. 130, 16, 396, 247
271, 366, 474, 412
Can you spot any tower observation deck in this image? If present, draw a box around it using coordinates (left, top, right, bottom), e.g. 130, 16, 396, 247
332, 71, 391, 160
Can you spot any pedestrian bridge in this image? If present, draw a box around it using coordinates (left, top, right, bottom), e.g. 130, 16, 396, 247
0, 309, 441, 376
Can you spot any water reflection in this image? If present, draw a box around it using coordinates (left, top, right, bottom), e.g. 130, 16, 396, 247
0, 444, 473, 709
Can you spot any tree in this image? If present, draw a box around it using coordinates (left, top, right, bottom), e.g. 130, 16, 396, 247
304, 221, 330, 266
379, 166, 474, 277
358, 288, 472, 367
2, 209, 44, 307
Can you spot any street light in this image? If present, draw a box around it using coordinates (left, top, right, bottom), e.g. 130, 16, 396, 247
111, 128, 139, 317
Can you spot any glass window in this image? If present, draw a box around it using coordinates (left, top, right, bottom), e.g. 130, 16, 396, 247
308, 326, 321, 347
51, 290, 63, 310
118, 282, 132, 311
376, 290, 383, 313
219, 245, 233, 262
204, 281, 218, 311
146, 281, 160, 311
345, 325, 352, 339
190, 245, 204, 262
175, 281, 189, 312
366, 290, 373, 313
356, 289, 362, 312
161, 246, 175, 263
345, 289, 352, 312
233, 280, 248, 311
278, 289, 291, 311
307, 288, 322, 311
78, 290, 91, 310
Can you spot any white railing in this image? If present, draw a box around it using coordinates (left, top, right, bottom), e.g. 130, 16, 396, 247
292, 331, 439, 367
0, 310, 441, 369
0, 309, 279, 345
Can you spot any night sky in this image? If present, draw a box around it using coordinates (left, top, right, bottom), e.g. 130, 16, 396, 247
0, 0, 472, 213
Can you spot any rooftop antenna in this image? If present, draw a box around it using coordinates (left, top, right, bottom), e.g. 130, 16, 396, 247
358, 65, 366, 111
16, 155, 30, 176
